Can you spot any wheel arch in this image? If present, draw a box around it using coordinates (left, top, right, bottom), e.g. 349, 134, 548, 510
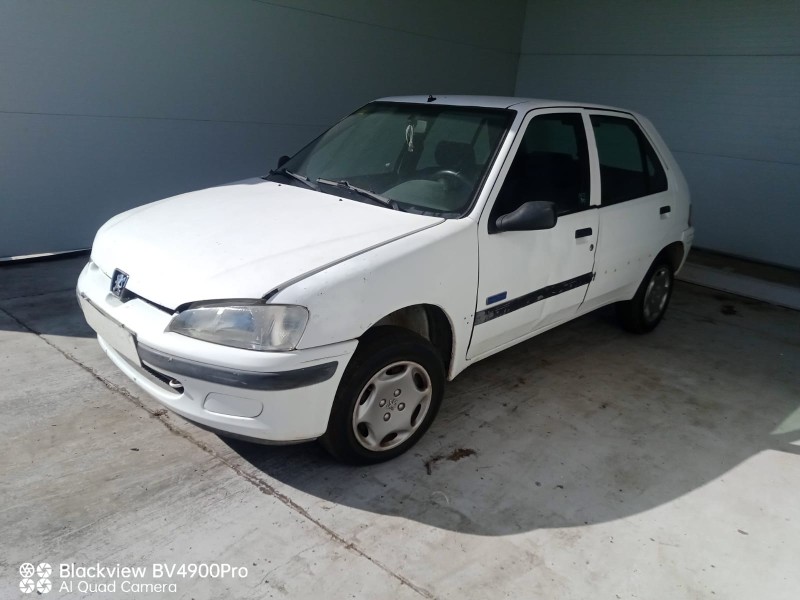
658, 240, 686, 273
368, 304, 455, 378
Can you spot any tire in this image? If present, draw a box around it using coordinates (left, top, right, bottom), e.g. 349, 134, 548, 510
616, 258, 674, 334
320, 326, 445, 464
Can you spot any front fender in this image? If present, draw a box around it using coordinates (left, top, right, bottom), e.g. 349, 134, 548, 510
273, 219, 478, 378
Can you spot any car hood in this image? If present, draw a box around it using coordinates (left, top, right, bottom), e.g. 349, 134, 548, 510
91, 179, 444, 310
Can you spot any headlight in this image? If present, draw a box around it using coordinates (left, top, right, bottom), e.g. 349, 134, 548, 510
166, 301, 309, 351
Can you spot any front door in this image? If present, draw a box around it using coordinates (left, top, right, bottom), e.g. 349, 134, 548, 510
468, 110, 599, 360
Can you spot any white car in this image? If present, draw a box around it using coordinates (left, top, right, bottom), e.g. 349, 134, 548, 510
77, 95, 693, 463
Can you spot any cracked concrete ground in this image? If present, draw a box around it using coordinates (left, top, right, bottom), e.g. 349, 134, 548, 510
1, 256, 799, 599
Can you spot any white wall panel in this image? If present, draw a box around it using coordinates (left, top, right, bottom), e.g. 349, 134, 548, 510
0, 0, 525, 257
516, 0, 800, 269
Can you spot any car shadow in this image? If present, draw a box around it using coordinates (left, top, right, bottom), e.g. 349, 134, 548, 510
226, 291, 800, 536
0, 256, 96, 338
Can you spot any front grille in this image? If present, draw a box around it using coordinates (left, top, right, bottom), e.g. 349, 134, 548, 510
123, 288, 174, 315
116, 351, 183, 396
141, 362, 184, 394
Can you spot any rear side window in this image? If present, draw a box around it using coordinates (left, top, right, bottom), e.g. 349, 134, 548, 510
591, 115, 667, 205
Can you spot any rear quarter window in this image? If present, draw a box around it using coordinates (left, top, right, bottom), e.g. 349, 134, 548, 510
591, 115, 668, 205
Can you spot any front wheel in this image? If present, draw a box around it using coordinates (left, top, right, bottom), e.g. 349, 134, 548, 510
616, 259, 674, 333
320, 327, 445, 464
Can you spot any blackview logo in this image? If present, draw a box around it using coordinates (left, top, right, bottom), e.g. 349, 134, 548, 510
18, 562, 51, 594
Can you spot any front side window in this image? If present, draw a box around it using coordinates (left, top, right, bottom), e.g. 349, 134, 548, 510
591, 115, 668, 205
277, 102, 512, 217
491, 112, 591, 227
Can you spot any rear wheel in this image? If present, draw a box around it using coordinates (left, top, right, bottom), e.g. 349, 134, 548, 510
616, 258, 674, 333
320, 326, 445, 464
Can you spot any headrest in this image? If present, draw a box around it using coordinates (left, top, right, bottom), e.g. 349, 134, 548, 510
435, 141, 475, 171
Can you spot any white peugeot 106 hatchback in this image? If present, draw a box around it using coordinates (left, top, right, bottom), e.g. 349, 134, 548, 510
77, 96, 693, 463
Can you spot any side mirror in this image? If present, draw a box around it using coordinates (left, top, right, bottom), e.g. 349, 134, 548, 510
495, 201, 557, 232
276, 155, 291, 169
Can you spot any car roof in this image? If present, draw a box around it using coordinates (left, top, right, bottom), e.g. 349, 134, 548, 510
377, 94, 630, 114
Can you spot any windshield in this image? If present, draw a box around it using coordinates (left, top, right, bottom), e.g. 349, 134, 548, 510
277, 102, 513, 217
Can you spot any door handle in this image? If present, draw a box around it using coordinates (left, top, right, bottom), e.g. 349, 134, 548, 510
660, 205, 671, 215
575, 227, 593, 239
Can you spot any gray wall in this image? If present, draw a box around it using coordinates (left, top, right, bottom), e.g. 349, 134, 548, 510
0, 0, 525, 258
516, 0, 800, 269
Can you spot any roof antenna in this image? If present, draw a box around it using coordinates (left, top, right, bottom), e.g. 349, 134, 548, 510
427, 94, 436, 103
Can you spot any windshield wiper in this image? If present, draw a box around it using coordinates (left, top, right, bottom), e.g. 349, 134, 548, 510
316, 178, 399, 210
268, 168, 318, 191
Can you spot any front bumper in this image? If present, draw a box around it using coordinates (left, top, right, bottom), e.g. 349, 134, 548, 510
77, 261, 357, 442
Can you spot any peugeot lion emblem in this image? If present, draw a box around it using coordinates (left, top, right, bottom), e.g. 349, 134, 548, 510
111, 269, 129, 298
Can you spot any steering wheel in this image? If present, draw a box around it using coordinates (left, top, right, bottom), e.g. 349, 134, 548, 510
432, 169, 471, 192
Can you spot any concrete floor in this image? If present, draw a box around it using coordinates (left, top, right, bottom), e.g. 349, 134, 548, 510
1, 256, 799, 599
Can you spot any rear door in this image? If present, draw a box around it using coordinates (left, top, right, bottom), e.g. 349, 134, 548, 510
581, 112, 673, 310
468, 109, 599, 360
